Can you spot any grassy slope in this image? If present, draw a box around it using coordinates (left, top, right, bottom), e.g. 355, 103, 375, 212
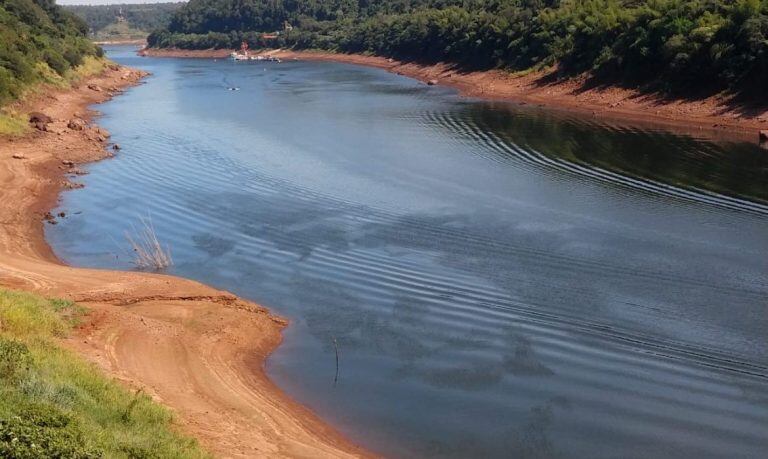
0, 56, 109, 137
0, 289, 209, 458
1, 0, 108, 136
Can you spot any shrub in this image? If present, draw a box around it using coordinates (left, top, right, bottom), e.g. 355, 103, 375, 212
0, 399, 102, 459
0, 339, 31, 382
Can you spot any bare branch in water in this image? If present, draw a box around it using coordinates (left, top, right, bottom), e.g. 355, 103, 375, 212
333, 337, 340, 386
125, 216, 172, 270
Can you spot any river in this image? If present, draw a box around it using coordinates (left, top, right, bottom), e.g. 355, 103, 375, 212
48, 46, 768, 458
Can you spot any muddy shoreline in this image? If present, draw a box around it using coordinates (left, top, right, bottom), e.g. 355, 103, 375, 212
139, 47, 768, 142
0, 65, 370, 458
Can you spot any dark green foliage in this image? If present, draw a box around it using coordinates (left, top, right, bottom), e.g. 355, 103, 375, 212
0, 338, 98, 458
148, 0, 768, 95
64, 2, 184, 37
0, 0, 100, 105
0, 399, 101, 459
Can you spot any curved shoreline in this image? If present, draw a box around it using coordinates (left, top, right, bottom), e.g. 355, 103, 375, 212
139, 47, 768, 142
0, 66, 371, 458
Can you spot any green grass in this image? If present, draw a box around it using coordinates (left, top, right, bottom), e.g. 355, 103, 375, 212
0, 110, 28, 136
0, 289, 210, 458
67, 56, 110, 81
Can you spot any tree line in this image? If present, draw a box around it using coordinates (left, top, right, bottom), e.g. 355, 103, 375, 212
64, 2, 184, 37
148, 0, 768, 95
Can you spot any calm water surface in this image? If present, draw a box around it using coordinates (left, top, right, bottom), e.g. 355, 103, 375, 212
48, 46, 768, 458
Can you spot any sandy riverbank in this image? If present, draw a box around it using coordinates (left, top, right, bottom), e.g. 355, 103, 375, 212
140, 47, 768, 140
0, 65, 370, 458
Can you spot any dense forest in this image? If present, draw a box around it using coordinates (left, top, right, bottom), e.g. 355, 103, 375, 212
0, 0, 102, 105
148, 0, 768, 95
64, 2, 183, 40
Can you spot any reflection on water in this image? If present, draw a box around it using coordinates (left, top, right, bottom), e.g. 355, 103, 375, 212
48, 46, 768, 458
460, 103, 768, 205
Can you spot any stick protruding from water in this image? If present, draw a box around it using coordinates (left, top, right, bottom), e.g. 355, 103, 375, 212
333, 337, 340, 386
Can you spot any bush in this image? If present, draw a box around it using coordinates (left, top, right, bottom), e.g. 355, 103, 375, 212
0, 399, 101, 459
0, 339, 31, 382
63, 48, 84, 68
42, 50, 69, 76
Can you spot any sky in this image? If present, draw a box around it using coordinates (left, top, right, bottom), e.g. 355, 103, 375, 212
58, 1, 179, 4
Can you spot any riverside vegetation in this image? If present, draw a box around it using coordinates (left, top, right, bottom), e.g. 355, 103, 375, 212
0, 0, 104, 104
0, 289, 208, 458
147, 0, 768, 97
0, 0, 109, 135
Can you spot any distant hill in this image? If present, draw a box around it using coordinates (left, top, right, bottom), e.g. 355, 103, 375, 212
64, 2, 184, 41
146, 0, 768, 97
0, 0, 101, 106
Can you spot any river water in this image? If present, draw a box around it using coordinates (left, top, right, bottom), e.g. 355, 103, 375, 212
48, 46, 768, 458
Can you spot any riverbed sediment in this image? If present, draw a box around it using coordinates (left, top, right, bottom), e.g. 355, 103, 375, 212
0, 65, 370, 458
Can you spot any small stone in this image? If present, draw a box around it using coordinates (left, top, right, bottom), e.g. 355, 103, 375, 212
759, 130, 768, 143
87, 83, 102, 92
62, 160, 75, 166
12, 153, 25, 159
28, 112, 52, 124
427, 79, 438, 86
58, 211, 66, 218
68, 118, 86, 130
112, 144, 121, 151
